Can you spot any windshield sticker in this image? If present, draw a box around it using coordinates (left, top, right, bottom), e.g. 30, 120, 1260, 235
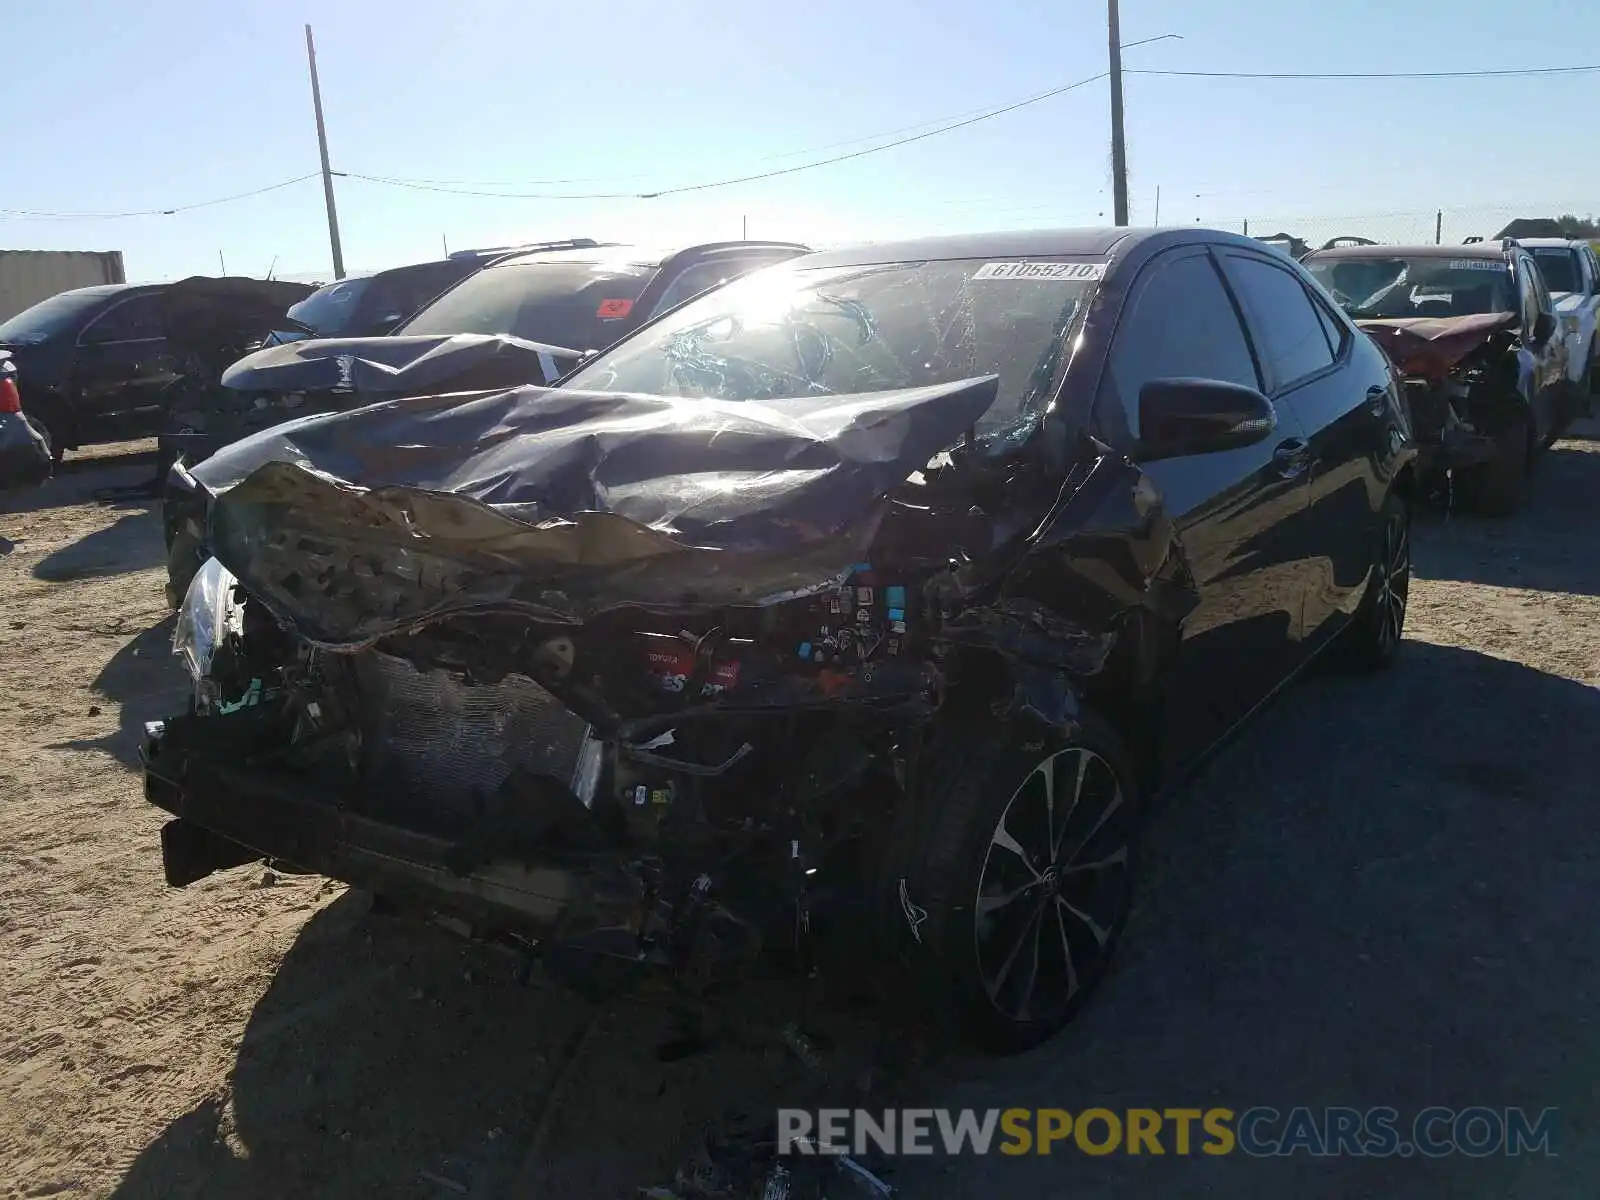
1446, 260, 1509, 272
972, 261, 1106, 282
597, 298, 635, 319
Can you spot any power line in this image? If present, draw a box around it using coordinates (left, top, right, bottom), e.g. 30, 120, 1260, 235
342, 72, 1109, 203
0, 173, 323, 221
346, 35, 1181, 189
1130, 63, 1600, 80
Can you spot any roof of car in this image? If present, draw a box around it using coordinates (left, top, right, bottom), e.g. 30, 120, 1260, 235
1303, 243, 1511, 262
53, 281, 165, 300
1515, 237, 1585, 250
488, 240, 811, 271
800, 228, 1146, 269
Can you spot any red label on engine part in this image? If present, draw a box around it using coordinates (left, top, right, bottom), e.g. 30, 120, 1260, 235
597, 298, 635, 319
645, 644, 741, 695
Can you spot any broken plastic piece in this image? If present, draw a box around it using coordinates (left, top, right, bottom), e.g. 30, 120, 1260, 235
779, 1022, 827, 1074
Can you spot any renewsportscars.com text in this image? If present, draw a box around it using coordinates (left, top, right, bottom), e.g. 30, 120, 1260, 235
778, 1106, 1558, 1158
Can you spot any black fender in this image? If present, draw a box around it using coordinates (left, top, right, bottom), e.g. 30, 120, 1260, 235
928, 438, 1197, 773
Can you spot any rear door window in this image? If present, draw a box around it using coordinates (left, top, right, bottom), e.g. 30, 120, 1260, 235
79, 293, 165, 344
1099, 249, 1260, 442
1219, 253, 1336, 392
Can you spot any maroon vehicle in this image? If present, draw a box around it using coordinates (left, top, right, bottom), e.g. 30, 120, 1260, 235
1304, 239, 1583, 514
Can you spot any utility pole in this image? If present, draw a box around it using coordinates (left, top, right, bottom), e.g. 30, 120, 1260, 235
1107, 0, 1129, 226
1153, 186, 1161, 227
305, 25, 346, 280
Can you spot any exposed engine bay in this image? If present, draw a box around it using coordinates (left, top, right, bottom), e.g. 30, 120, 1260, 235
144, 373, 1193, 987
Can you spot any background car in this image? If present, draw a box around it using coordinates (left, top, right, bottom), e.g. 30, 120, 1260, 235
1304, 239, 1574, 513
1519, 237, 1600, 401
0, 275, 309, 462
147, 227, 1415, 1055
285, 238, 602, 339
157, 239, 813, 605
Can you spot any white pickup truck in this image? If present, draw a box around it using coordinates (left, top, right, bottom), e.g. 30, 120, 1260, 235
1521, 238, 1600, 413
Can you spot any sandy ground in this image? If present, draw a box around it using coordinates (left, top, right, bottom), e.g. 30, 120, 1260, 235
2, 434, 1600, 1198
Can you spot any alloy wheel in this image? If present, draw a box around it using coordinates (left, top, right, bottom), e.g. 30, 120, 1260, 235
974, 746, 1131, 1025
1373, 513, 1410, 653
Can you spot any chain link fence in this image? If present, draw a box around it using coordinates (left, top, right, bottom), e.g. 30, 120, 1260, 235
1197, 205, 1600, 253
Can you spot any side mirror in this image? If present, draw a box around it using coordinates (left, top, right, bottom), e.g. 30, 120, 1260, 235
1532, 311, 1557, 345
1138, 378, 1277, 461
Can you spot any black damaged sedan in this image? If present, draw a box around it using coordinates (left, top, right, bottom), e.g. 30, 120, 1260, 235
145, 228, 1415, 1053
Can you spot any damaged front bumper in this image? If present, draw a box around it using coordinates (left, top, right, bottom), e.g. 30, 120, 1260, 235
141, 714, 668, 960
1401, 380, 1499, 474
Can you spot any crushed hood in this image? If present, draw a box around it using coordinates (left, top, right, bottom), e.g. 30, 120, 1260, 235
1355, 311, 1517, 383
197, 375, 1002, 645
220, 333, 586, 397
158, 276, 316, 359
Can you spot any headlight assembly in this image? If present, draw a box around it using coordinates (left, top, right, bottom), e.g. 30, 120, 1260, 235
172, 557, 244, 688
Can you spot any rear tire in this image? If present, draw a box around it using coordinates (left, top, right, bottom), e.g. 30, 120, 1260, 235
879, 708, 1142, 1054
1464, 411, 1530, 516
1338, 489, 1409, 671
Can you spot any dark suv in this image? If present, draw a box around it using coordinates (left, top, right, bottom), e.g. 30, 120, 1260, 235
0, 278, 313, 463
285, 240, 604, 340
0, 283, 176, 460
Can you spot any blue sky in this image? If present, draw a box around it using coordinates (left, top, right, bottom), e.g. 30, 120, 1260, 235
6, 0, 1599, 282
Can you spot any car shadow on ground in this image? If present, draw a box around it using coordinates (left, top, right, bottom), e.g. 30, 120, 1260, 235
106, 639, 1600, 1200
1411, 439, 1600, 596
31, 509, 166, 582
3, 443, 160, 516
48, 615, 185, 770
887, 638, 1600, 1199
105, 889, 873, 1200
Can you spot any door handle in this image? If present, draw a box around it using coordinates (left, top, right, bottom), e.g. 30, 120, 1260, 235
1272, 437, 1312, 479
1366, 384, 1388, 416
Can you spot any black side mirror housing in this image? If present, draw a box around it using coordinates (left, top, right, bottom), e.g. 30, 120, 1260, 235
1532, 311, 1556, 345
1138, 378, 1278, 461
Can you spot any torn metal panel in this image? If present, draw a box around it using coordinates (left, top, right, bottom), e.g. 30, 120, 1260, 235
197, 376, 1001, 644
1356, 312, 1519, 385
156, 276, 316, 364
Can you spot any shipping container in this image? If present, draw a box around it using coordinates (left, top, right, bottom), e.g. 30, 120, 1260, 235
0, 250, 126, 323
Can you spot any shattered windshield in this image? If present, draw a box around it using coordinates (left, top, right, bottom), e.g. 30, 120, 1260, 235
1529, 247, 1580, 295
395, 255, 657, 350
1306, 256, 1516, 319
561, 257, 1098, 431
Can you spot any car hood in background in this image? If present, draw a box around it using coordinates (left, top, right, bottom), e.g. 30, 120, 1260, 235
194, 376, 1001, 644
1355, 311, 1519, 383
220, 333, 586, 397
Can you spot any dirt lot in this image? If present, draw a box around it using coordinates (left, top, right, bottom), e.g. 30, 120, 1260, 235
3, 436, 1600, 1198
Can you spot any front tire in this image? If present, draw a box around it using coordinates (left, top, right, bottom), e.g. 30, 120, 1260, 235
1464, 411, 1530, 516
164, 528, 204, 610
881, 709, 1142, 1054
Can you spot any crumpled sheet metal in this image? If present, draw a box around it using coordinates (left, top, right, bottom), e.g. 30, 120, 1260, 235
200, 376, 1001, 645
933, 446, 1197, 691
157, 276, 316, 357
1356, 311, 1517, 384
220, 332, 585, 397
